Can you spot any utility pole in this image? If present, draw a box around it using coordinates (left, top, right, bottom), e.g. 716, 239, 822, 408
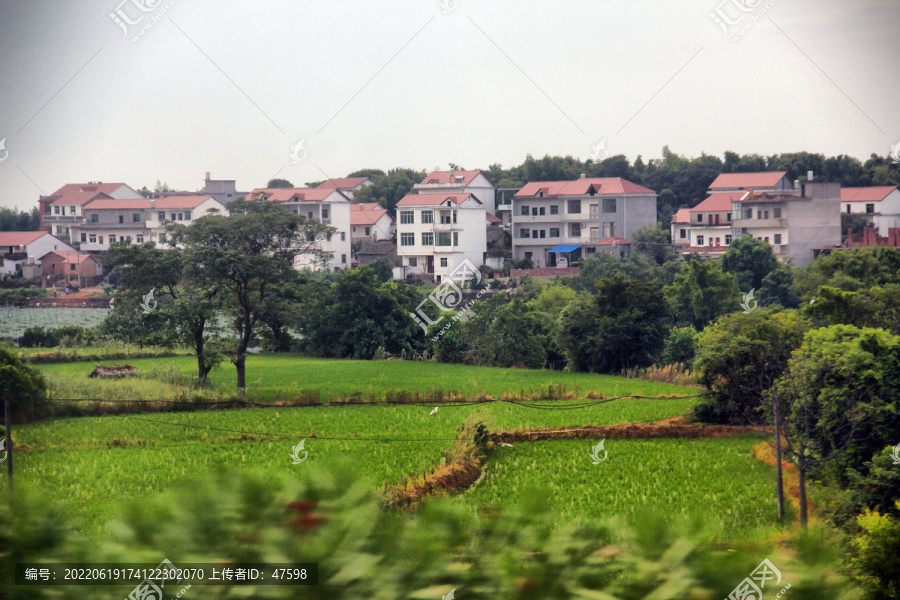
4, 389, 12, 491
773, 383, 784, 522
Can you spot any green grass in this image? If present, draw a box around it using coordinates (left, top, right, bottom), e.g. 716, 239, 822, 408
452, 437, 784, 532
35, 353, 698, 401
0, 307, 109, 337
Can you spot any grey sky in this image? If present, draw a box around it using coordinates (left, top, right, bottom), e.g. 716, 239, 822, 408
1, 0, 898, 211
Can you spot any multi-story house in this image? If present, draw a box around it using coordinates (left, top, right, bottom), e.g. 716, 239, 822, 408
671, 208, 691, 252
75, 195, 227, 252
395, 192, 487, 282
248, 187, 352, 271
413, 170, 496, 209
511, 176, 657, 267
840, 186, 900, 234
732, 181, 841, 267
350, 203, 395, 241
676, 192, 742, 257
316, 177, 374, 200
39, 182, 143, 240
0, 231, 74, 275
707, 171, 794, 194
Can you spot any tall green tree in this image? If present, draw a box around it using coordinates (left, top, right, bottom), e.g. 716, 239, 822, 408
666, 260, 741, 330
630, 223, 676, 265
721, 236, 779, 292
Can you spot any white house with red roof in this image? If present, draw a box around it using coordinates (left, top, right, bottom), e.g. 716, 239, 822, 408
671, 208, 692, 251
414, 170, 496, 209
677, 192, 742, 257
350, 203, 394, 241
395, 192, 486, 282
511, 176, 657, 267
840, 186, 900, 234
0, 231, 74, 275
316, 177, 374, 200
39, 182, 143, 240
248, 187, 352, 271
707, 171, 794, 194
75, 195, 227, 252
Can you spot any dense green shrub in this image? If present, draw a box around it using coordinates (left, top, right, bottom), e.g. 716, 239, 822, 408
0, 345, 47, 419
851, 502, 900, 600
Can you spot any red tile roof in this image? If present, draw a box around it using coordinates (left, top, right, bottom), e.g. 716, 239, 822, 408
396, 193, 477, 207
672, 208, 691, 224
596, 236, 630, 245
351, 208, 389, 226
421, 170, 483, 185
515, 177, 655, 198
49, 182, 129, 197
317, 177, 372, 190
247, 188, 339, 202
708, 172, 788, 190
43, 250, 98, 264
690, 192, 743, 212
51, 191, 113, 207
486, 212, 502, 223
0, 231, 50, 247
351, 202, 384, 211
841, 186, 897, 202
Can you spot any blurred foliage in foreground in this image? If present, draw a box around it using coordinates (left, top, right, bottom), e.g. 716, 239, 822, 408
0, 465, 861, 599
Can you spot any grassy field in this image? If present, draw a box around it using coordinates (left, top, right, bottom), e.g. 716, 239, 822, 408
452, 437, 784, 532
34, 353, 699, 401
0, 307, 110, 337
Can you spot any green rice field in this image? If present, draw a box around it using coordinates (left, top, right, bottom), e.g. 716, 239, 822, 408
0, 306, 110, 337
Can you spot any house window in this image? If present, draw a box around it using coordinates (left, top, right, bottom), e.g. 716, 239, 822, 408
89, 234, 97, 243
136, 235, 144, 243
764, 237, 769, 243
184, 211, 192, 220
98, 236, 104, 244
400, 233, 414, 246
437, 232, 452, 246
341, 254, 347, 264
590, 226, 599, 242
696, 235, 704, 246
91, 214, 99, 223
409, 258, 418, 267
764, 211, 769, 219
400, 210, 414, 224
569, 223, 581, 237
322, 208, 329, 219
602, 222, 616, 237
326, 233, 332, 242
774, 207, 782, 218
589, 204, 599, 219
549, 228, 560, 237
539, 230, 546, 238
866, 203, 875, 214
159, 234, 166, 243
365, 227, 370, 236
45, 204, 52, 214
453, 232, 459, 246
725, 235, 732, 245
521, 205, 529, 216
757, 210, 763, 219
697, 214, 703, 222
440, 257, 448, 268
422, 232, 434, 245
602, 198, 616, 213
532, 208, 538, 216
568, 200, 581, 214
131, 213, 140, 222
308, 211, 313, 219
539, 207, 545, 216
119, 215, 124, 224
846, 205, 852, 214
70, 264, 76, 271
680, 229, 687, 239
550, 205, 559, 215
519, 229, 530, 239
69, 206, 76, 214
774, 234, 782, 245
109, 235, 116, 243
727, 213, 731, 222
452, 211, 457, 224
54, 206, 60, 215
81, 233, 86, 242
421, 210, 433, 224
158, 211, 165, 220
340, 232, 346, 241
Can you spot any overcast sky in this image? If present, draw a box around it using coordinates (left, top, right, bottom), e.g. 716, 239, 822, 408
0, 0, 898, 210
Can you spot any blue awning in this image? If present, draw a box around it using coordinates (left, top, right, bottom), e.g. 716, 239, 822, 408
548, 244, 583, 253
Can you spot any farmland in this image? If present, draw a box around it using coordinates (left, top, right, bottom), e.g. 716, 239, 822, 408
0, 307, 110, 338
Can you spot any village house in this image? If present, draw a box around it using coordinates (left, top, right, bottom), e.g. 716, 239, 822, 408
0, 231, 74, 276
248, 187, 352, 271
840, 186, 900, 234
707, 171, 794, 194
38, 182, 143, 241
395, 192, 487, 282
511, 176, 657, 268
40, 251, 102, 287
674, 192, 742, 258
74, 195, 227, 252
316, 177, 374, 200
413, 170, 496, 209
350, 203, 395, 241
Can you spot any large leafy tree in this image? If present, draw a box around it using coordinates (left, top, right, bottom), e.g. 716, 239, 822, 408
794, 246, 900, 299
179, 200, 333, 391
630, 223, 676, 265
720, 236, 779, 292
666, 260, 741, 330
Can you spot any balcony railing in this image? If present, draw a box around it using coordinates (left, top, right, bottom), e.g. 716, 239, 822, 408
79, 221, 149, 229
732, 217, 788, 228
42, 215, 82, 223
